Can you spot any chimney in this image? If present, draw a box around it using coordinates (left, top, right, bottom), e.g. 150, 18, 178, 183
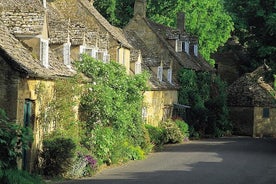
88, 0, 94, 5
177, 12, 185, 32
134, 0, 147, 19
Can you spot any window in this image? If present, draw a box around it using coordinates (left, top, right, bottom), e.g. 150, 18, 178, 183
142, 106, 148, 121
175, 40, 182, 52
194, 44, 198, 57
183, 40, 189, 55
157, 66, 163, 82
63, 42, 71, 67
40, 38, 49, 68
135, 61, 142, 74
263, 108, 270, 118
102, 52, 110, 63
167, 68, 172, 83
43, 0, 46, 8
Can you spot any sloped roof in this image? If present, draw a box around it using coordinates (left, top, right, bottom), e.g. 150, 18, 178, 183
79, 0, 132, 49
47, 0, 132, 49
125, 31, 178, 90
0, 0, 44, 35
146, 20, 213, 72
228, 65, 276, 107
0, 20, 74, 78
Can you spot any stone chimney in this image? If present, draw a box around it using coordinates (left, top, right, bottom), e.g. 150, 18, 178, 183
177, 12, 185, 32
88, 0, 94, 5
134, 0, 147, 19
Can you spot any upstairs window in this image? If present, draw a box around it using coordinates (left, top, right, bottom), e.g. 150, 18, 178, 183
157, 66, 163, 82
80, 46, 110, 63
135, 61, 142, 74
98, 49, 110, 63
167, 68, 172, 83
42, 0, 46, 8
63, 42, 71, 67
175, 40, 182, 52
40, 38, 49, 68
183, 40, 190, 55
194, 44, 198, 57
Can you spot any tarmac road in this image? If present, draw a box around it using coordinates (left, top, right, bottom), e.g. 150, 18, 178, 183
58, 137, 276, 184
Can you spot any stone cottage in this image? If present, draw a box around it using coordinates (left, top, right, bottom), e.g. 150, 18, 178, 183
124, 0, 213, 126
228, 64, 276, 137
47, 0, 133, 74
0, 0, 74, 172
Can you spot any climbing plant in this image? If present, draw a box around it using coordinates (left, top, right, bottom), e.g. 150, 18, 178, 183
178, 69, 231, 137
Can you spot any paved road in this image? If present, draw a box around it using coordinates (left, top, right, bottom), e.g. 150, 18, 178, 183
59, 137, 276, 184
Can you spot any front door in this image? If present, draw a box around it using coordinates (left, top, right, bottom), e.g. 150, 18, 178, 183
22, 100, 34, 171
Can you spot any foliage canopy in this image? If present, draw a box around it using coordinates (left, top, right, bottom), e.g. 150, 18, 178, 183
94, 0, 234, 65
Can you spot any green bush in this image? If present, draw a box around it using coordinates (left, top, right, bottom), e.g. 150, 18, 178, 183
160, 120, 184, 144
0, 109, 33, 169
145, 124, 165, 147
0, 169, 44, 184
41, 137, 76, 177
174, 119, 189, 139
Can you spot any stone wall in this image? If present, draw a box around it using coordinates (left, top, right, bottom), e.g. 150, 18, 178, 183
254, 107, 276, 137
0, 57, 20, 121
143, 90, 178, 126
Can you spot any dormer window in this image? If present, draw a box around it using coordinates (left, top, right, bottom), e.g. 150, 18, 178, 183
98, 49, 110, 63
63, 42, 71, 67
80, 45, 98, 59
184, 40, 190, 55
167, 68, 172, 83
175, 39, 182, 52
42, 0, 46, 8
135, 61, 142, 74
157, 66, 163, 82
40, 38, 49, 68
194, 44, 198, 57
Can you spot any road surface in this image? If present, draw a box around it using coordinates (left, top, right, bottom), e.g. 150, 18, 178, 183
58, 137, 276, 184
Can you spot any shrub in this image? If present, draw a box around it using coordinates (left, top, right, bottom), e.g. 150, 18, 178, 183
174, 119, 189, 139
0, 109, 33, 169
160, 120, 184, 144
0, 169, 44, 184
68, 153, 97, 178
41, 137, 76, 177
145, 124, 165, 147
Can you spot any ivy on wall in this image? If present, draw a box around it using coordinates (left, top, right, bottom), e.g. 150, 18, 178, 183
178, 69, 232, 137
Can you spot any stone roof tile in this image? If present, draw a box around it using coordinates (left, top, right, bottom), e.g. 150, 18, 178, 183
228, 65, 276, 107
0, 0, 44, 35
0, 20, 74, 78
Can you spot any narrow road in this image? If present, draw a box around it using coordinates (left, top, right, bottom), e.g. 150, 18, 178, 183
59, 137, 276, 184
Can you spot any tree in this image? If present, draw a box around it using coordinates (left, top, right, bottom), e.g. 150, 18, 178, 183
147, 0, 234, 65
225, 0, 276, 73
94, 0, 234, 65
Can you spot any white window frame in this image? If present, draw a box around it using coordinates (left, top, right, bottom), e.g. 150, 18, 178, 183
157, 66, 163, 82
43, 0, 46, 8
184, 40, 190, 55
175, 39, 182, 52
167, 68, 172, 83
40, 38, 49, 68
194, 44, 198, 57
142, 106, 148, 121
135, 61, 142, 74
103, 52, 110, 63
63, 42, 71, 67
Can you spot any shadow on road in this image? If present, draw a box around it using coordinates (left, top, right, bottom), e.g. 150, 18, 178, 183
58, 137, 276, 184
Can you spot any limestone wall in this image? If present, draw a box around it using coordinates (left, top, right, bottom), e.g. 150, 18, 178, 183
143, 90, 178, 126
254, 107, 276, 137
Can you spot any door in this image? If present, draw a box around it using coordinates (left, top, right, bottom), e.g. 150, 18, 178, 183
22, 100, 34, 171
